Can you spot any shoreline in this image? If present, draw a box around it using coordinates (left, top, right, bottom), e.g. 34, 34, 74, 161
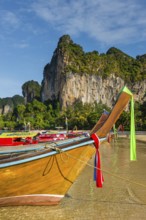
117, 132, 146, 143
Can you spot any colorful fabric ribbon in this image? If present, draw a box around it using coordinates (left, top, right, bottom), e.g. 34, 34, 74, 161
91, 133, 104, 187
122, 86, 136, 161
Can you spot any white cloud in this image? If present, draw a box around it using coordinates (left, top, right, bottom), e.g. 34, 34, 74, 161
31, 0, 146, 45
13, 42, 29, 49
0, 10, 20, 28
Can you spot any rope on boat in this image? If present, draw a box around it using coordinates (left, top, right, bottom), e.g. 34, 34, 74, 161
50, 146, 146, 189
44, 143, 69, 162
45, 143, 62, 153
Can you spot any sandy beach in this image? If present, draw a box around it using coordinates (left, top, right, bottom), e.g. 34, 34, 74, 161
136, 134, 146, 143
0, 137, 146, 220
117, 131, 146, 143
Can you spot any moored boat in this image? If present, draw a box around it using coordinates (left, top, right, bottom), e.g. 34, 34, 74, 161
0, 130, 86, 146
0, 131, 39, 147
0, 86, 136, 206
37, 131, 85, 143
36, 133, 67, 143
0, 136, 38, 146
0, 135, 98, 206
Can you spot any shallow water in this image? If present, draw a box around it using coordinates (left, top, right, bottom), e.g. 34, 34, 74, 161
0, 139, 146, 220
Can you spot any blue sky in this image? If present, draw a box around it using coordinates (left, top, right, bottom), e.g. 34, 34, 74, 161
0, 0, 146, 98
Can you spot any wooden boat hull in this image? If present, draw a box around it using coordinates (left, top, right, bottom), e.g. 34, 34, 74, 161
0, 86, 135, 207
0, 194, 63, 206
0, 144, 95, 206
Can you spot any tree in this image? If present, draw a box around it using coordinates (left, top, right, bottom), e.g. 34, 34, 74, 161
16, 104, 26, 120
0, 115, 4, 129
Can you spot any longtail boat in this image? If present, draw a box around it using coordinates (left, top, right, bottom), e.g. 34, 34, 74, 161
0, 86, 136, 206
0, 131, 39, 147
37, 131, 85, 143
0, 130, 84, 147
0, 136, 38, 146
0, 134, 67, 147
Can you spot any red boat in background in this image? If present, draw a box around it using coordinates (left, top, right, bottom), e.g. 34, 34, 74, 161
37, 133, 67, 143
0, 131, 85, 147
0, 137, 38, 147
36, 131, 86, 143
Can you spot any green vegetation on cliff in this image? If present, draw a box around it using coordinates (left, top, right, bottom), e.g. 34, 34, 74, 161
58, 35, 146, 82
0, 98, 146, 131
0, 95, 24, 109
22, 80, 41, 102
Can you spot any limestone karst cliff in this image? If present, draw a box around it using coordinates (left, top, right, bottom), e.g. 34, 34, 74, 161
41, 35, 146, 109
1, 35, 146, 115
0, 95, 24, 115
22, 80, 41, 103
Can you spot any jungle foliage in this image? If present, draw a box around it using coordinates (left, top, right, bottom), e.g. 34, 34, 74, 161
0, 95, 24, 109
0, 98, 146, 131
59, 35, 146, 82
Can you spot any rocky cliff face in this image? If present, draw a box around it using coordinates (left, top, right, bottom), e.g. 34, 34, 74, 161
41, 35, 146, 109
1, 35, 146, 115
22, 80, 41, 103
0, 95, 24, 115
0, 105, 13, 115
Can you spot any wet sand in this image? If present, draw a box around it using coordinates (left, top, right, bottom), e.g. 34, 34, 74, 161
0, 138, 146, 220
136, 134, 146, 143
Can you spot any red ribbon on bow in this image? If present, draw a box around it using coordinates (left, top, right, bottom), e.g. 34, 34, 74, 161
91, 133, 104, 187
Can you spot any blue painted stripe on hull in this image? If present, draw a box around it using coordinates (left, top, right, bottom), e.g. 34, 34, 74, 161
0, 137, 106, 168
0, 135, 88, 154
